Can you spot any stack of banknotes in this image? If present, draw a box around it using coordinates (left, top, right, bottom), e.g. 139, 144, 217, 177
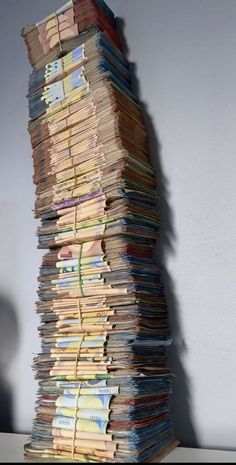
22, 0, 177, 462
22, 0, 122, 69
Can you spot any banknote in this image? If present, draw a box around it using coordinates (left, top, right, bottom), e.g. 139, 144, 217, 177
53, 416, 108, 433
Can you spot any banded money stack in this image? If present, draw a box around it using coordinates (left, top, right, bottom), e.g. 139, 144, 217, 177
22, 0, 177, 461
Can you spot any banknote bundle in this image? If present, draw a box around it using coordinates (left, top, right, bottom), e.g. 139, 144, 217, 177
23, 0, 177, 462
22, 0, 122, 69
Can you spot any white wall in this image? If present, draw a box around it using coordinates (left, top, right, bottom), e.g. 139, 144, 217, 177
0, 0, 236, 450
106, 0, 236, 450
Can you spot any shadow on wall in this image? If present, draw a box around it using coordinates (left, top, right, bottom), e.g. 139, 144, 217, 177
117, 18, 198, 448
0, 294, 19, 433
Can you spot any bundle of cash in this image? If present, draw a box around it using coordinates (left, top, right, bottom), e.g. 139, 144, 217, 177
22, 0, 122, 70
23, 0, 177, 462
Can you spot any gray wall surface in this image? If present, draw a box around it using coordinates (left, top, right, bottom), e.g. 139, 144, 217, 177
0, 0, 235, 450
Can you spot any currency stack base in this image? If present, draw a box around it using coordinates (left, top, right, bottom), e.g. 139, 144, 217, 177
22, 0, 177, 462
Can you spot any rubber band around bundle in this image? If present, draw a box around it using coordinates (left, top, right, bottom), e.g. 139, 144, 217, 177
77, 299, 84, 332
74, 333, 86, 378
71, 382, 81, 459
78, 243, 84, 297
54, 12, 63, 54
61, 75, 66, 99
67, 128, 77, 180
73, 206, 77, 240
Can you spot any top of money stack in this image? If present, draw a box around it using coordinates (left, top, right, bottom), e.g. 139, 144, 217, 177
22, 0, 122, 69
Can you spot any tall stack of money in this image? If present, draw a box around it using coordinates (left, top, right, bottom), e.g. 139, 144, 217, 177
22, 0, 177, 462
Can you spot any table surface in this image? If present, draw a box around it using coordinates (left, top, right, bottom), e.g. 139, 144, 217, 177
1, 433, 236, 463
